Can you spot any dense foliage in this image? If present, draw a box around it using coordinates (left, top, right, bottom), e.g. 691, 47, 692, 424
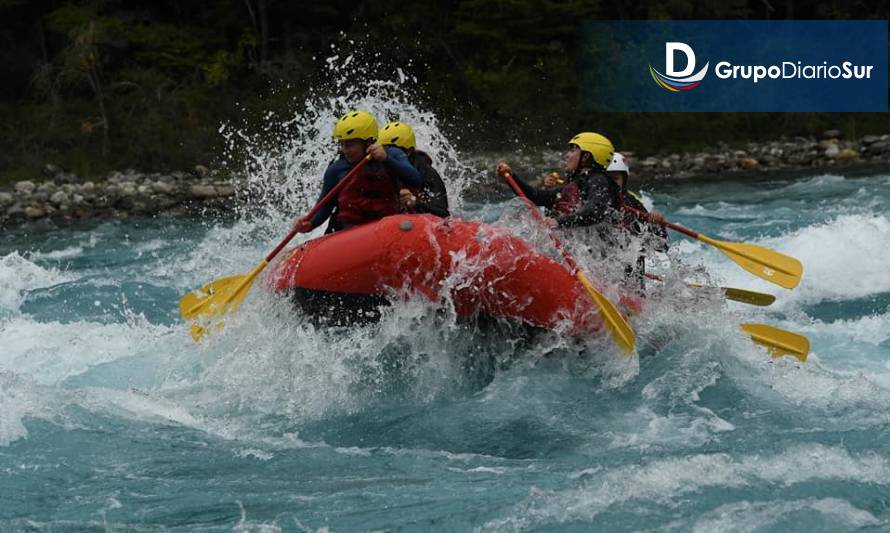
1, 0, 888, 181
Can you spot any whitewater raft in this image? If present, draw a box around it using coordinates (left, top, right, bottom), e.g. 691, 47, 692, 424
269, 214, 639, 333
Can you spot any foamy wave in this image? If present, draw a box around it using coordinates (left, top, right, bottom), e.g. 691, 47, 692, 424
0, 252, 73, 313
0, 316, 180, 386
687, 498, 880, 532
481, 443, 890, 531
668, 214, 890, 306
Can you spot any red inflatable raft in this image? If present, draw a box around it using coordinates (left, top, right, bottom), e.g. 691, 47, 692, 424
269, 214, 639, 334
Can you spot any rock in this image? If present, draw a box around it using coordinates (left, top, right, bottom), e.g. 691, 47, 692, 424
215, 185, 235, 197
14, 181, 36, 195
156, 195, 180, 209
115, 197, 136, 210
152, 181, 175, 194
837, 148, 858, 161
824, 144, 840, 158
640, 157, 658, 168
6, 203, 25, 219
25, 206, 45, 219
867, 141, 889, 155
82, 181, 96, 192
822, 129, 841, 139
738, 158, 760, 170
861, 135, 881, 145
72, 194, 85, 205
194, 165, 209, 178
37, 182, 57, 194
0, 192, 12, 208
189, 184, 217, 199
137, 184, 152, 195
49, 190, 69, 206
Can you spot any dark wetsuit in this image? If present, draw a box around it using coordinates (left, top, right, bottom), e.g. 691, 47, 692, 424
309, 147, 422, 233
406, 150, 450, 217
510, 168, 621, 227
511, 169, 667, 289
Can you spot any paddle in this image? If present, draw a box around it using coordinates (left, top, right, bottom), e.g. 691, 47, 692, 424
643, 272, 776, 307
499, 169, 636, 354
741, 323, 809, 362
623, 205, 803, 289
180, 154, 372, 341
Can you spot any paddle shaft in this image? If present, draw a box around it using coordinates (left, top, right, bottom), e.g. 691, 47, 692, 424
501, 170, 635, 353
264, 155, 371, 262
623, 205, 698, 239
501, 173, 581, 273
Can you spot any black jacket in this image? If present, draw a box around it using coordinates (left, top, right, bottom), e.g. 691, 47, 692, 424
510, 169, 621, 228
407, 150, 450, 217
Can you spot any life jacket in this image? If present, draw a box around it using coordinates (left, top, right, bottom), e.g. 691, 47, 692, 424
553, 181, 582, 215
334, 161, 400, 225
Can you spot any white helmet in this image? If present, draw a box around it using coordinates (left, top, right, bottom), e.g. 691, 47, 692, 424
607, 152, 629, 175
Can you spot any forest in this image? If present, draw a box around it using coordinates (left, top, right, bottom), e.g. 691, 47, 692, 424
1, 0, 887, 181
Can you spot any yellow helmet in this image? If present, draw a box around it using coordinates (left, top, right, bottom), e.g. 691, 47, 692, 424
333, 110, 378, 142
379, 121, 416, 150
568, 132, 614, 169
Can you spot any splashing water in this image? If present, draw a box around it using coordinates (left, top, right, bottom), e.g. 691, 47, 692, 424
2, 48, 890, 530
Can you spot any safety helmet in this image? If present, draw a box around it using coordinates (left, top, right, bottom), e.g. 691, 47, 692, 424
379, 121, 416, 150
607, 152, 629, 176
568, 132, 614, 169
333, 110, 378, 142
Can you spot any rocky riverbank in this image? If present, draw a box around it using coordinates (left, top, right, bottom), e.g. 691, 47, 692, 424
628, 130, 890, 182
0, 166, 236, 228
3, 131, 890, 227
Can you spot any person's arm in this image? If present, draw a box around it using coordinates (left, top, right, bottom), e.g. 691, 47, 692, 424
383, 147, 422, 188
308, 162, 346, 229
511, 171, 561, 208
414, 157, 450, 217
555, 173, 616, 228
623, 193, 670, 251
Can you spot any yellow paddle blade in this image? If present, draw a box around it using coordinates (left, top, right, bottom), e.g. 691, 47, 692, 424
722, 287, 776, 307
180, 275, 248, 320
740, 322, 809, 362
575, 271, 636, 355
698, 235, 803, 289
179, 261, 268, 341
686, 282, 776, 307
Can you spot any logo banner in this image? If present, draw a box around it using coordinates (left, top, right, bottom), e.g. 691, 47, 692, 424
579, 20, 888, 112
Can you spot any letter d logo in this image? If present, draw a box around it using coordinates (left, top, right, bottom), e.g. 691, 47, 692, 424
649, 42, 709, 92
666, 42, 696, 77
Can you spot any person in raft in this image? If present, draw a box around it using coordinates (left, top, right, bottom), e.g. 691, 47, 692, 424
495, 131, 620, 230
603, 152, 668, 287
293, 110, 422, 234
378, 121, 450, 218
495, 133, 663, 289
